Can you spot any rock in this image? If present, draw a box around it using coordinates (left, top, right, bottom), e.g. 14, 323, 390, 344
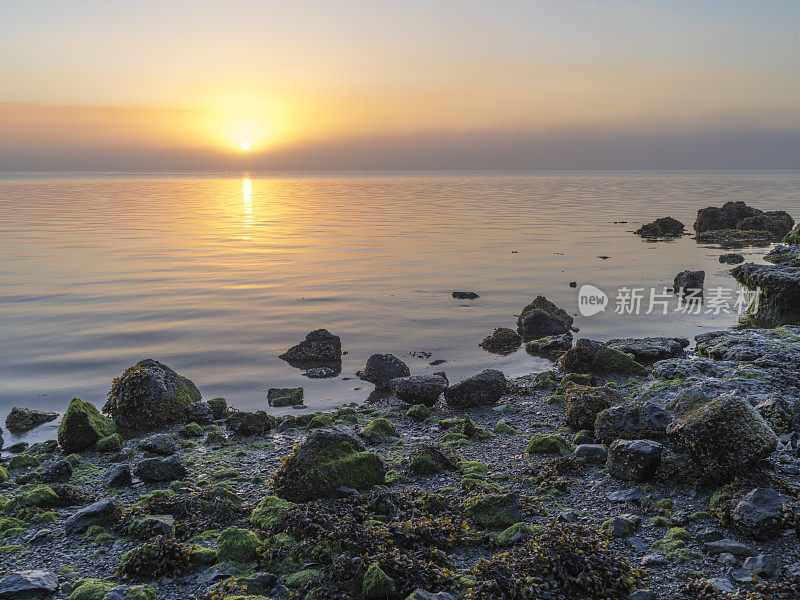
462, 493, 522, 529
279, 329, 342, 365
405, 591, 456, 600
604, 515, 637, 537
517, 309, 570, 341
57, 397, 116, 452
635, 216, 685, 238
731, 488, 787, 540
64, 497, 123, 534
607, 440, 662, 482
103, 358, 201, 430
731, 262, 800, 319
697, 528, 724, 543
605, 337, 689, 362
268, 388, 304, 407
696, 229, 774, 247
656, 448, 696, 481
743, 554, 782, 579
719, 253, 745, 264
185, 401, 214, 424
138, 433, 177, 456
0, 570, 58, 599
362, 563, 396, 600
560, 339, 648, 375
627, 591, 655, 600
39, 459, 72, 483
574, 444, 607, 462
479, 327, 522, 354
4, 407, 58, 433
102, 463, 132, 488
525, 333, 573, 358
667, 394, 777, 478
133, 454, 187, 482
738, 213, 794, 239
452, 291, 479, 299
607, 488, 644, 503
565, 385, 620, 431
207, 397, 227, 419
674, 270, 704, 294
640, 554, 666, 566
755, 397, 797, 434
272, 428, 385, 502
517, 296, 573, 331
390, 375, 447, 407
95, 433, 122, 453
303, 367, 337, 378
444, 369, 508, 409
703, 578, 737, 594
360, 354, 410, 390
594, 402, 671, 443
128, 515, 175, 539
694, 201, 764, 233
225, 411, 275, 435
765, 244, 800, 264
704, 538, 755, 557
103, 585, 158, 600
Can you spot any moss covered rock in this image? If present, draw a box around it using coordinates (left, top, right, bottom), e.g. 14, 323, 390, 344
463, 493, 522, 529
67, 578, 116, 600
103, 359, 201, 430
361, 417, 397, 443
216, 527, 262, 563
272, 429, 385, 502
526, 433, 571, 455
58, 398, 116, 452
21, 485, 59, 508
7, 453, 40, 472
565, 385, 620, 431
408, 444, 457, 476
250, 495, 294, 531
267, 387, 304, 407
95, 433, 122, 453
362, 562, 395, 599
560, 338, 649, 375
207, 397, 227, 419
479, 327, 522, 354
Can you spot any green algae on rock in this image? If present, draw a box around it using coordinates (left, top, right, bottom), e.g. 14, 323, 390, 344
462, 493, 522, 529
560, 339, 649, 376
216, 527, 262, 563
362, 562, 396, 599
58, 398, 116, 453
526, 433, 571, 455
250, 495, 294, 531
104, 359, 201, 430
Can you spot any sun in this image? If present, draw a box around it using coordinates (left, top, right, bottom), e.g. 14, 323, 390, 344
240, 140, 251, 151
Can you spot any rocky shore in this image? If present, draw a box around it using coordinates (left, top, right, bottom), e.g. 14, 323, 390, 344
2, 202, 800, 600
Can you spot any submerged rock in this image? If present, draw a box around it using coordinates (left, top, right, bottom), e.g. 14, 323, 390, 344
5, 407, 58, 433
560, 339, 648, 375
359, 354, 410, 390
479, 327, 521, 354
390, 375, 447, 407
635, 216, 685, 238
673, 270, 704, 294
279, 329, 342, 365
444, 369, 508, 409
272, 428, 385, 502
57, 398, 116, 453
268, 387, 304, 407
452, 291, 479, 300
719, 253, 745, 264
516, 296, 572, 341
103, 359, 201, 430
604, 337, 689, 362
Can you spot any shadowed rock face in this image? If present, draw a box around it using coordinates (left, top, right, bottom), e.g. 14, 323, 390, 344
279, 329, 342, 366
444, 369, 508, 409
516, 296, 573, 341
731, 262, 800, 320
605, 337, 689, 362
635, 216, 685, 238
693, 201, 794, 246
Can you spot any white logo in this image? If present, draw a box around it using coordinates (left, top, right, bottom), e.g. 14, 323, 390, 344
578, 284, 608, 316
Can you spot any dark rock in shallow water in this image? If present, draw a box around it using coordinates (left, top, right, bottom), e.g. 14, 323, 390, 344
303, 366, 338, 378
693, 202, 793, 246
607, 439, 662, 482
0, 570, 58, 598
138, 433, 177, 456
5, 407, 59, 433
764, 244, 800, 265
732, 488, 787, 541
695, 201, 770, 233
635, 216, 685, 238
695, 229, 774, 247
39, 459, 72, 483
279, 329, 342, 365
737, 212, 794, 239
359, 354, 410, 390
452, 291, 479, 300
604, 337, 689, 362
103, 358, 201, 430
525, 333, 573, 358
479, 327, 521, 354
102, 463, 132, 488
268, 387, 304, 407
272, 428, 385, 502
673, 270, 705, 294
226, 411, 275, 435
719, 253, 744, 264
731, 262, 800, 319
133, 454, 187, 482
560, 338, 648, 375
444, 369, 508, 409
516, 296, 572, 340
64, 497, 123, 534
390, 375, 447, 407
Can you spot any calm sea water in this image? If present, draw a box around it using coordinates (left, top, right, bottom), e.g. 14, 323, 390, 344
2, 170, 800, 444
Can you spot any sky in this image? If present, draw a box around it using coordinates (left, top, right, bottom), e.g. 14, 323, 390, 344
1, 0, 799, 170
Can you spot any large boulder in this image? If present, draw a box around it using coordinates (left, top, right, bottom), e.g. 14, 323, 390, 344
607, 439, 662, 482
272, 428, 385, 502
279, 329, 342, 365
565, 385, 620, 431
133, 454, 187, 482
517, 309, 570, 341
605, 337, 689, 363
5, 407, 59, 433
560, 339, 648, 375
667, 395, 777, 478
594, 402, 671, 443
390, 375, 447, 407
444, 370, 508, 409
58, 398, 116, 452
731, 262, 800, 319
103, 359, 201, 430
674, 270, 704, 295
694, 202, 793, 244
0, 570, 58, 599
64, 497, 123, 534
731, 488, 787, 541
694, 201, 762, 233
635, 216, 685, 238
225, 411, 276, 436
359, 354, 410, 390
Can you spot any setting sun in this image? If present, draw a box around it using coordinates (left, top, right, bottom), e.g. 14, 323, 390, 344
240, 141, 251, 151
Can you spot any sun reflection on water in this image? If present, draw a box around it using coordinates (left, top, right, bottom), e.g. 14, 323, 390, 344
242, 177, 253, 239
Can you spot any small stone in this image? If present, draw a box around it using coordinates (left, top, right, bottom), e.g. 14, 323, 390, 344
390, 375, 447, 407
64, 497, 123, 535
280, 329, 342, 365
39, 459, 72, 483
674, 270, 705, 294
0, 570, 58, 599
133, 454, 187, 482
704, 539, 755, 557
303, 367, 336, 378
102, 463, 132, 488
640, 554, 667, 566
573, 444, 607, 462
138, 434, 177, 456
608, 488, 644, 503
185, 401, 214, 424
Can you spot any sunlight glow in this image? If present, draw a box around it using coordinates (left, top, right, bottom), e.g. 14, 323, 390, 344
240, 140, 251, 151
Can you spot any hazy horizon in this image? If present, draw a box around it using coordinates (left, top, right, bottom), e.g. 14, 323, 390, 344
2, 1, 799, 170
